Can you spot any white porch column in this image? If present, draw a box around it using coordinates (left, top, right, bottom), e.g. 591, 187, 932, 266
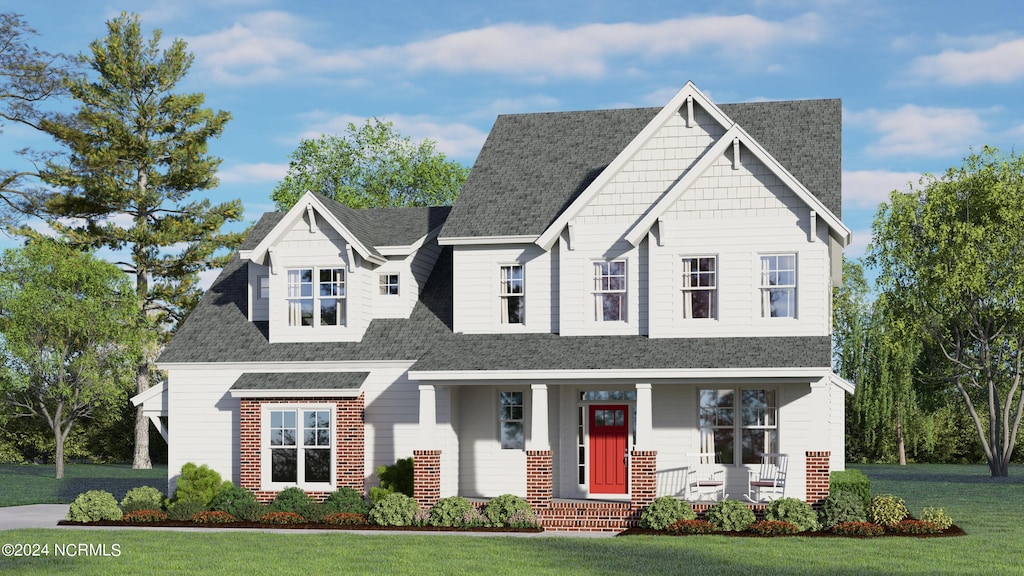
635, 383, 653, 449
418, 384, 436, 448
530, 384, 550, 450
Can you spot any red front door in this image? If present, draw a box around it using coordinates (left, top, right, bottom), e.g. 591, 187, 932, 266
589, 405, 628, 494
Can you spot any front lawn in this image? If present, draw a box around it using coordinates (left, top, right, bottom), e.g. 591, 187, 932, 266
0, 464, 167, 507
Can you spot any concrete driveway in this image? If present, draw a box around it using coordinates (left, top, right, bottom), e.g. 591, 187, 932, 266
0, 505, 69, 530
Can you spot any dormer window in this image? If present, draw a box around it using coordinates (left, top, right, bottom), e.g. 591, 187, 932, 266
287, 267, 346, 327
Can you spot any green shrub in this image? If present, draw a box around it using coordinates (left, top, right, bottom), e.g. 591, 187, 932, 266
748, 520, 799, 535
429, 496, 476, 527
258, 511, 306, 525
484, 494, 537, 528
376, 457, 414, 497
368, 493, 420, 526
210, 485, 260, 518
120, 486, 165, 513
172, 463, 232, 507
67, 490, 123, 522
666, 519, 715, 534
829, 469, 871, 510
300, 502, 330, 523
764, 497, 819, 532
324, 512, 368, 525
230, 500, 265, 522
890, 519, 943, 534
324, 487, 370, 515
369, 486, 393, 504
868, 494, 908, 527
639, 496, 697, 530
268, 487, 313, 513
830, 521, 884, 536
122, 509, 169, 523
819, 490, 867, 528
704, 500, 755, 532
191, 510, 236, 524
920, 507, 953, 530
167, 499, 207, 521
461, 506, 490, 528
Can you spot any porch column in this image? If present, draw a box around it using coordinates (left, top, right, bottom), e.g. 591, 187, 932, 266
634, 383, 653, 449
413, 449, 442, 510
630, 450, 657, 512
418, 384, 436, 448
805, 451, 831, 509
530, 384, 550, 450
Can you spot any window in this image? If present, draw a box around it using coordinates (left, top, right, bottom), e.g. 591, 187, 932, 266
499, 265, 524, 324
681, 256, 716, 319
287, 267, 346, 327
379, 273, 400, 296
593, 261, 626, 321
256, 275, 269, 300
269, 408, 332, 484
759, 255, 796, 318
499, 391, 524, 449
699, 388, 777, 465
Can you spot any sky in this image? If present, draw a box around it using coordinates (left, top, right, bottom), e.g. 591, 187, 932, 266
5, 0, 1024, 288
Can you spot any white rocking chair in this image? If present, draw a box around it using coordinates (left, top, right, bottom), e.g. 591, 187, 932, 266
746, 453, 788, 502
685, 452, 725, 501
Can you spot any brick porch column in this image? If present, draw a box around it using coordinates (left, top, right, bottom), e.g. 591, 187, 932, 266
629, 450, 657, 510
526, 450, 553, 510
413, 449, 442, 509
805, 451, 831, 509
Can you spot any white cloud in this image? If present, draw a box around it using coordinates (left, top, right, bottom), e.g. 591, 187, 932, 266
296, 114, 487, 161
912, 38, 1024, 85
198, 268, 222, 291
842, 170, 920, 208
847, 105, 985, 157
845, 228, 872, 259
185, 12, 316, 84
218, 162, 289, 184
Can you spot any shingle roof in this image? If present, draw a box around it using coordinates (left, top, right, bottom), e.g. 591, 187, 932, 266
231, 372, 368, 390
440, 99, 841, 239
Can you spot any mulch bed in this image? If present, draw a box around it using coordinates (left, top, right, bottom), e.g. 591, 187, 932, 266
617, 525, 966, 538
57, 520, 542, 533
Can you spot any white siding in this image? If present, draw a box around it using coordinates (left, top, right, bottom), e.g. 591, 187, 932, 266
248, 263, 269, 322
455, 386, 527, 497
558, 231, 644, 336
452, 245, 556, 334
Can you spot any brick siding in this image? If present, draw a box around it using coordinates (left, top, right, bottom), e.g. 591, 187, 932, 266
804, 450, 831, 508
413, 449, 442, 509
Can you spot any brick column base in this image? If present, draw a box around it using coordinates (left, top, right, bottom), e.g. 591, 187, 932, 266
526, 450, 553, 510
630, 450, 657, 510
805, 451, 831, 509
413, 450, 442, 510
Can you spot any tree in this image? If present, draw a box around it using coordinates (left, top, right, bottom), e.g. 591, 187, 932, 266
271, 118, 469, 210
0, 240, 143, 479
32, 13, 244, 469
869, 146, 1024, 476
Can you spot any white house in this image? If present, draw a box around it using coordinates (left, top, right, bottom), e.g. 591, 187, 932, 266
136, 82, 853, 531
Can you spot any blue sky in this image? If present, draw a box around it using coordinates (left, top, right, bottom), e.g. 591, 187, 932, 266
6, 0, 1024, 286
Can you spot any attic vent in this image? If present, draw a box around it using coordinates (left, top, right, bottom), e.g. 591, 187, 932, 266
732, 138, 740, 170
686, 95, 694, 128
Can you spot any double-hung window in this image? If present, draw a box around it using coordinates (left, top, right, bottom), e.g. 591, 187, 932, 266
593, 261, 626, 321
499, 391, 524, 449
287, 267, 346, 327
699, 388, 777, 465
499, 265, 525, 324
759, 254, 796, 318
681, 256, 716, 319
268, 408, 332, 485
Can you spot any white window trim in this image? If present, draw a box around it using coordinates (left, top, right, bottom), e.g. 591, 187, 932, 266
758, 253, 797, 319
260, 403, 336, 491
592, 260, 627, 323
680, 255, 718, 320
379, 273, 400, 296
498, 263, 526, 326
698, 388, 778, 466
285, 266, 347, 328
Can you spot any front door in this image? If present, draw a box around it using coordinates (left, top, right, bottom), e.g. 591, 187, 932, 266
589, 405, 628, 494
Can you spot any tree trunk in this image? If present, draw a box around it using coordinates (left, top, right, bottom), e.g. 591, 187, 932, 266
132, 359, 152, 469
896, 411, 906, 465
51, 410, 66, 480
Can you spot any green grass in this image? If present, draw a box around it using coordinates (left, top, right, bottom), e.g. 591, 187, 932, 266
1, 464, 1023, 575
0, 464, 167, 507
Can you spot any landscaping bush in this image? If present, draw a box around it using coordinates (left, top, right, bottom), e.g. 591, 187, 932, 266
172, 463, 232, 507
368, 492, 420, 526
120, 486, 165, 513
666, 519, 716, 534
920, 507, 953, 530
764, 497, 819, 532
299, 502, 330, 524
324, 487, 370, 516
167, 499, 207, 522
258, 511, 306, 525
191, 510, 236, 524
122, 509, 169, 523
67, 490, 122, 522
231, 500, 266, 522
868, 494, 909, 527
268, 487, 313, 514
829, 469, 871, 509
324, 512, 368, 526
748, 520, 799, 536
369, 486, 393, 504
830, 521, 884, 537
376, 457, 414, 497
484, 494, 537, 528
890, 519, 943, 534
461, 506, 490, 528
639, 496, 697, 530
704, 500, 755, 532
429, 496, 476, 527
819, 489, 867, 529
210, 485, 260, 519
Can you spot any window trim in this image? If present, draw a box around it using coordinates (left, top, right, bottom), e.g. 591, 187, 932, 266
256, 275, 269, 300
499, 264, 525, 325
378, 273, 400, 296
698, 388, 778, 466
680, 255, 717, 320
286, 266, 347, 328
758, 254, 797, 319
499, 390, 525, 450
261, 403, 335, 490
592, 260, 627, 322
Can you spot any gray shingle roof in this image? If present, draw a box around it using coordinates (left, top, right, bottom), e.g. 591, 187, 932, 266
440, 98, 841, 239
231, 372, 368, 390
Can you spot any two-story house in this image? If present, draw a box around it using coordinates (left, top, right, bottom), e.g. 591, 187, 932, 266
135, 82, 853, 530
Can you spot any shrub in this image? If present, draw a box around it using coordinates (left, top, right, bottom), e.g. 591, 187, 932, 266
764, 497, 819, 532
268, 487, 313, 514
122, 509, 169, 523
639, 497, 697, 530
324, 487, 370, 516
484, 494, 536, 528
920, 507, 953, 530
868, 494, 908, 527
819, 490, 867, 529
704, 500, 755, 532
368, 493, 420, 526
120, 486, 165, 513
324, 512, 368, 526
829, 469, 871, 509
172, 463, 232, 507
890, 519, 943, 534
666, 519, 716, 534
191, 510, 236, 524
830, 521, 884, 537
300, 502, 330, 524
231, 500, 265, 522
258, 511, 306, 525
504, 509, 540, 529
413, 508, 431, 527
210, 485, 259, 517
748, 520, 799, 535
461, 507, 490, 528
369, 486, 393, 504
67, 490, 123, 522
168, 499, 207, 521
430, 496, 476, 527
376, 457, 414, 497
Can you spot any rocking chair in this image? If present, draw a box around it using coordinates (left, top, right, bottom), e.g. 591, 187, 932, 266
746, 453, 788, 502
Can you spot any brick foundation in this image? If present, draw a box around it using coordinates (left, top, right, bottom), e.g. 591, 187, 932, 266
413, 450, 442, 509
805, 450, 831, 508
239, 394, 365, 503
526, 450, 553, 510
629, 450, 657, 510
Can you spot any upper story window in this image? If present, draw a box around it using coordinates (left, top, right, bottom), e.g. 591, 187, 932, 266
759, 254, 796, 318
256, 275, 269, 300
287, 267, 346, 327
593, 261, 626, 322
379, 273, 400, 296
681, 256, 716, 319
499, 265, 524, 324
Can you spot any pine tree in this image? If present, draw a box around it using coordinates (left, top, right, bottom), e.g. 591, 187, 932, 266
35, 13, 244, 468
